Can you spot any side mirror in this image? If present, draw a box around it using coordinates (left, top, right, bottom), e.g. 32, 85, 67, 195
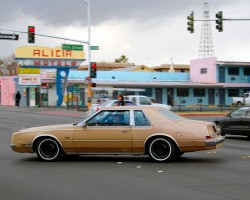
82, 122, 87, 128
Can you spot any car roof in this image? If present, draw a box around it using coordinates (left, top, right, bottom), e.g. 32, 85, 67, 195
99, 105, 163, 111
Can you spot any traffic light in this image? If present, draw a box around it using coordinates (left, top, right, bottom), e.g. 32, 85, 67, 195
28, 26, 35, 43
215, 11, 223, 32
187, 11, 194, 33
90, 82, 96, 87
90, 62, 97, 78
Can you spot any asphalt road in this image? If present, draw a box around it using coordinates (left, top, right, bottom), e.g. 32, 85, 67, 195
0, 110, 249, 200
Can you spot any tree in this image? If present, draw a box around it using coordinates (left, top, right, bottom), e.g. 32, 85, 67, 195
114, 55, 129, 63
0, 54, 19, 76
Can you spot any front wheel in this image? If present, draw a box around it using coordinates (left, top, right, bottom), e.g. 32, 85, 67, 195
36, 138, 62, 161
236, 101, 242, 107
148, 138, 176, 162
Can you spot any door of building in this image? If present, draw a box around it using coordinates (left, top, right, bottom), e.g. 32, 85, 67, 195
219, 67, 226, 83
219, 89, 226, 106
167, 88, 174, 106
208, 89, 215, 105
155, 88, 162, 103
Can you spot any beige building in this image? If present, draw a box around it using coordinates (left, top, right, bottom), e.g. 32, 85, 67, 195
152, 64, 189, 73
78, 62, 135, 71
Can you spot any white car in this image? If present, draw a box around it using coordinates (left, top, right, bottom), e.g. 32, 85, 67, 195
124, 95, 172, 110
89, 100, 136, 114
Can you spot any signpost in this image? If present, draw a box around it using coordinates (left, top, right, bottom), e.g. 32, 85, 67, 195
91, 46, 99, 50
0, 33, 19, 40
62, 44, 83, 51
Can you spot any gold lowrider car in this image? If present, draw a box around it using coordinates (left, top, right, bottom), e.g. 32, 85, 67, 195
11, 106, 225, 162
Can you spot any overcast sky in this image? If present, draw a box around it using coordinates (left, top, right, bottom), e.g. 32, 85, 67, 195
1, 0, 250, 67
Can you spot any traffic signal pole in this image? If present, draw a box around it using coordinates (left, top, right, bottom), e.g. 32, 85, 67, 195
81, 0, 93, 108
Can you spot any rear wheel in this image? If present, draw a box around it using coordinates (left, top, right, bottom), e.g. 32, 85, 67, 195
148, 138, 176, 162
36, 138, 62, 161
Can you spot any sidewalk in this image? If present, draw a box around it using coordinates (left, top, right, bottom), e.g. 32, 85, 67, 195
0, 105, 227, 117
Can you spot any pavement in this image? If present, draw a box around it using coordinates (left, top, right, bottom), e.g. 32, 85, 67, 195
0, 105, 228, 117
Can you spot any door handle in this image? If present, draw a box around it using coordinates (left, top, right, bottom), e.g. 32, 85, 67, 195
121, 130, 129, 133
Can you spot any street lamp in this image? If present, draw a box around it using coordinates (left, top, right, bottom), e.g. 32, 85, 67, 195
80, 0, 92, 107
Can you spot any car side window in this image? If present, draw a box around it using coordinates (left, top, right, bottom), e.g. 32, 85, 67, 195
140, 97, 152, 105
86, 110, 130, 126
134, 110, 151, 126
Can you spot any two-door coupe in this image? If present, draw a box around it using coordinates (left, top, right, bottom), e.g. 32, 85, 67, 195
214, 106, 250, 137
11, 106, 224, 162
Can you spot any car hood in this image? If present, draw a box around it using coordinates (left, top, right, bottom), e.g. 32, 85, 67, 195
19, 123, 75, 133
214, 116, 229, 122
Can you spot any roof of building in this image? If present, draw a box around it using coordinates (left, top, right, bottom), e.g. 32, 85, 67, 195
152, 64, 190, 70
77, 62, 135, 70
112, 65, 156, 72
216, 61, 250, 66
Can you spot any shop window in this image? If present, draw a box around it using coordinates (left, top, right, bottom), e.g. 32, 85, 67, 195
177, 88, 189, 97
228, 67, 239, 75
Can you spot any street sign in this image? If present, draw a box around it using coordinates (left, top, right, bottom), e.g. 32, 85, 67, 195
0, 33, 19, 40
91, 46, 99, 50
62, 44, 83, 51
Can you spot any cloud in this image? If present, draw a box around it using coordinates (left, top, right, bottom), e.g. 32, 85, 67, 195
1, 0, 250, 66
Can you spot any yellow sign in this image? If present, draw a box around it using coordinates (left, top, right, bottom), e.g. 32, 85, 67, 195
17, 68, 40, 74
15, 46, 85, 59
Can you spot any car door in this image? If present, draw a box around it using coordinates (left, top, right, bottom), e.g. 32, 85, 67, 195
131, 110, 154, 153
223, 107, 250, 135
73, 110, 132, 153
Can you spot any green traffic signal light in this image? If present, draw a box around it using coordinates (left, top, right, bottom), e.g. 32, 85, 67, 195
215, 11, 223, 32
187, 11, 194, 33
28, 26, 35, 43
90, 62, 97, 78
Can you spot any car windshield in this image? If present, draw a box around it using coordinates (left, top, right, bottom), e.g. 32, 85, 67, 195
158, 109, 183, 121
100, 101, 111, 107
231, 107, 250, 117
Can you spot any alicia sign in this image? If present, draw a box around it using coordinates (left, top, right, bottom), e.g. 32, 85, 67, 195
15, 46, 85, 68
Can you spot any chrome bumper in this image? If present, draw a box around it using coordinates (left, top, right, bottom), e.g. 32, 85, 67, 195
205, 135, 225, 146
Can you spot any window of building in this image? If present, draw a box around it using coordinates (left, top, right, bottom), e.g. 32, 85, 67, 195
228, 67, 239, 75
200, 68, 207, 74
177, 88, 189, 97
228, 89, 239, 97
193, 89, 205, 97
139, 88, 152, 97
244, 68, 250, 75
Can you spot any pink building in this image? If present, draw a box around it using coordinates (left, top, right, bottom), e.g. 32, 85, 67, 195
190, 57, 217, 83
0, 76, 16, 105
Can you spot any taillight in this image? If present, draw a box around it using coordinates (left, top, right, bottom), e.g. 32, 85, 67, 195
96, 107, 99, 111
205, 135, 212, 139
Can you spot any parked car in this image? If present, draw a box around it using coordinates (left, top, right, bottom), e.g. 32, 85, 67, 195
124, 95, 172, 110
89, 100, 136, 114
232, 92, 250, 107
214, 106, 250, 137
11, 106, 224, 162
96, 95, 113, 104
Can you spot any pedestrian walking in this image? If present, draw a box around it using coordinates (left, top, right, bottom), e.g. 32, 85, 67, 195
15, 91, 21, 107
